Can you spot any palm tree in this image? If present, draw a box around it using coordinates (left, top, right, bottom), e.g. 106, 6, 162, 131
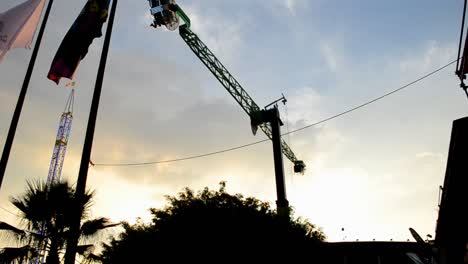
0, 180, 118, 263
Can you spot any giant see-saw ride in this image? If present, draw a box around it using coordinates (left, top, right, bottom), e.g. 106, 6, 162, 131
147, 0, 306, 175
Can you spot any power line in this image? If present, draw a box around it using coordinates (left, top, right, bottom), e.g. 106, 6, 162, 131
93, 59, 457, 167
285, 59, 458, 135
93, 139, 269, 167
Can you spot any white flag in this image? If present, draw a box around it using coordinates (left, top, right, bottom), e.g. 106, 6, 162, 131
0, 0, 46, 62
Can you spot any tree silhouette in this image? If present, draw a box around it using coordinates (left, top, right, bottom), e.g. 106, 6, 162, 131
0, 180, 118, 263
100, 182, 326, 263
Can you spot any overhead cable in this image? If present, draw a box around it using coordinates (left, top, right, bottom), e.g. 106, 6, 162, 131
93, 59, 457, 167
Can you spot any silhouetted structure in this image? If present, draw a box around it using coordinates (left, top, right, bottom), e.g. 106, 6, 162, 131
435, 116, 468, 264
320, 242, 432, 264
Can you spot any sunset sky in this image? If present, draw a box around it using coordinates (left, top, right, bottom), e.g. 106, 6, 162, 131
0, 0, 467, 242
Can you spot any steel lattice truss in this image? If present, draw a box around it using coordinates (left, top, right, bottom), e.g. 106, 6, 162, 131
46, 92, 73, 185
33, 90, 74, 264
179, 26, 300, 164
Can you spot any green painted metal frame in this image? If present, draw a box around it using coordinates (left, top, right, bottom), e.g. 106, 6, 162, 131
174, 5, 303, 167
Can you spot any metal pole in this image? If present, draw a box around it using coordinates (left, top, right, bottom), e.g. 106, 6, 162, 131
63, 0, 118, 263
268, 107, 290, 219
0, 0, 54, 191
456, 0, 468, 73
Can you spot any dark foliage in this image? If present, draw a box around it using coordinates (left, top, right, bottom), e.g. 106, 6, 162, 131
100, 182, 325, 263
0, 180, 117, 263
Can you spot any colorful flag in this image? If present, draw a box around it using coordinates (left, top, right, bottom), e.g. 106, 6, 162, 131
0, 0, 46, 62
47, 0, 110, 85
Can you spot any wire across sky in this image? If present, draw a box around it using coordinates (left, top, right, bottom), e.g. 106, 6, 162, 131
92, 59, 458, 167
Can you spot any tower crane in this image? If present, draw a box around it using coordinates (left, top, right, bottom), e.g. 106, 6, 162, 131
148, 0, 305, 216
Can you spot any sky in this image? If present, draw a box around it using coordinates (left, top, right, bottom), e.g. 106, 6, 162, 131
0, 0, 467, 243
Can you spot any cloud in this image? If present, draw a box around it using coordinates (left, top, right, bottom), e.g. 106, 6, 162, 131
139, 9, 154, 27
285, 0, 297, 15
416, 151, 444, 161
183, 4, 245, 63
398, 40, 455, 76
321, 42, 342, 73
285, 87, 324, 124
262, 0, 311, 18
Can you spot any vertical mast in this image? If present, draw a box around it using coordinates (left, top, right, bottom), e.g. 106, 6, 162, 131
46, 89, 74, 185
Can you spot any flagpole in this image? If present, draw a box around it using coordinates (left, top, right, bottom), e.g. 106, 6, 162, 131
0, 0, 54, 191
64, 0, 118, 262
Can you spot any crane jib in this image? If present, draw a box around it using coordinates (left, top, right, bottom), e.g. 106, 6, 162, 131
178, 26, 301, 165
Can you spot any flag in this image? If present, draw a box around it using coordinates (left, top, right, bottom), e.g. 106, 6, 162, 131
47, 0, 110, 85
0, 0, 46, 62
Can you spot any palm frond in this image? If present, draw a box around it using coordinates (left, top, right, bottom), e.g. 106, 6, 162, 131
79, 190, 96, 220
80, 252, 103, 264
77, 244, 104, 264
80, 218, 119, 239
77, 244, 95, 255
0, 222, 25, 236
10, 180, 79, 231
0, 222, 27, 243
3, 179, 111, 263
10, 180, 50, 230
0, 245, 35, 263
